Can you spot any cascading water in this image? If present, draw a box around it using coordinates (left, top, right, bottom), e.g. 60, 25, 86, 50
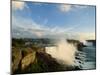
45, 38, 90, 70
46, 39, 79, 66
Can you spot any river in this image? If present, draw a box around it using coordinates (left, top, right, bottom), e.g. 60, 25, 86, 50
81, 46, 96, 69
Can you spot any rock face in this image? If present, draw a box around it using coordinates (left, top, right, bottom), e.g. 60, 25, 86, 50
12, 39, 82, 74
12, 47, 36, 74
12, 47, 22, 73
21, 51, 36, 70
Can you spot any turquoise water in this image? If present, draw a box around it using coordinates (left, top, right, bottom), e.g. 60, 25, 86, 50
82, 46, 96, 69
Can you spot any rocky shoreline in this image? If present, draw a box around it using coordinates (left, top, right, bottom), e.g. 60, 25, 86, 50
12, 47, 81, 74
12, 38, 90, 74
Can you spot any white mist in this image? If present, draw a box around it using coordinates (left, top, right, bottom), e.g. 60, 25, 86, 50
45, 39, 77, 66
